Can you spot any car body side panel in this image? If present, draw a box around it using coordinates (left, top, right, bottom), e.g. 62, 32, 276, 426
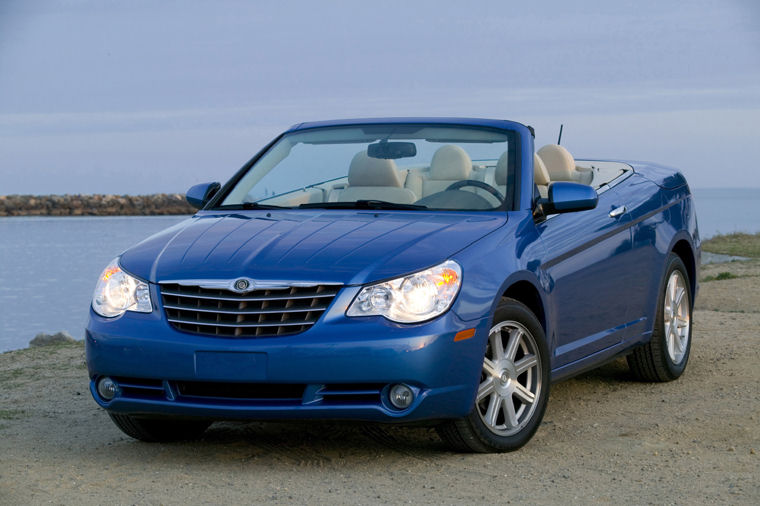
536, 186, 638, 369
610, 174, 667, 336
628, 161, 688, 189
548, 172, 699, 381
626, 184, 700, 343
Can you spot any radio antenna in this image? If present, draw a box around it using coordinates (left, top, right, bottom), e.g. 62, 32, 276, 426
557, 124, 564, 145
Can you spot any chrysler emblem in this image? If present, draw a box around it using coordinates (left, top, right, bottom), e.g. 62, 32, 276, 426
232, 278, 253, 293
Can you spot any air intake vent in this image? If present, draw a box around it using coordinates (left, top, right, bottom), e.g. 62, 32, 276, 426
175, 381, 305, 401
319, 384, 384, 404
113, 377, 166, 400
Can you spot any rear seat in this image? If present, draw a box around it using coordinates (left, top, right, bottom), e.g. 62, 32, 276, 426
537, 144, 593, 185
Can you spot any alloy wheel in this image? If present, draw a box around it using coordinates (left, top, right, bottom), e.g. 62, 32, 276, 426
477, 320, 542, 436
664, 270, 690, 365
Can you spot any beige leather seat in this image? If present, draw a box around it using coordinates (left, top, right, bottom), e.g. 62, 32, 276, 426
494, 152, 550, 197
537, 144, 592, 185
533, 153, 550, 187
337, 151, 417, 204
419, 145, 473, 197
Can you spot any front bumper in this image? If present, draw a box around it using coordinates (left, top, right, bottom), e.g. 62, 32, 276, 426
86, 291, 490, 423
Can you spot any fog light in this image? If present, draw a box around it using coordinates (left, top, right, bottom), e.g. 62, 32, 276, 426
97, 377, 118, 400
389, 384, 414, 410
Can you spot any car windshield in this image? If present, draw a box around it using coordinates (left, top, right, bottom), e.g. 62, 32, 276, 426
217, 124, 518, 211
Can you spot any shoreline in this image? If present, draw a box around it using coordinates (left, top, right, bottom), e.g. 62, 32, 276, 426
0, 193, 196, 216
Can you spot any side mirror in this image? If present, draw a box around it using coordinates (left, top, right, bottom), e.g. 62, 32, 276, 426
186, 182, 221, 209
538, 181, 598, 216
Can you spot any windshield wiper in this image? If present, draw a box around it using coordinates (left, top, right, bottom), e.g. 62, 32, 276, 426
213, 202, 287, 210
298, 200, 428, 210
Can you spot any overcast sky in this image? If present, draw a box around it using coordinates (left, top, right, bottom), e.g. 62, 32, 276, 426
0, 0, 758, 194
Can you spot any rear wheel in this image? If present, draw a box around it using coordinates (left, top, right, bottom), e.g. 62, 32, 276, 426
437, 298, 550, 452
108, 413, 211, 442
627, 254, 692, 382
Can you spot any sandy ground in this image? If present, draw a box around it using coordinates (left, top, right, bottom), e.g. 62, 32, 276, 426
1, 261, 758, 505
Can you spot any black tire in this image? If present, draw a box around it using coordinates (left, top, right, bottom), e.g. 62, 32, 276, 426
627, 253, 693, 382
108, 413, 211, 442
437, 297, 550, 452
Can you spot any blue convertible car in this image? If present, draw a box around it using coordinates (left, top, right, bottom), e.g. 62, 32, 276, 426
86, 118, 699, 452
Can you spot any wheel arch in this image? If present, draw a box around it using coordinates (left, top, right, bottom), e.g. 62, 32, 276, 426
500, 279, 546, 334
670, 237, 697, 307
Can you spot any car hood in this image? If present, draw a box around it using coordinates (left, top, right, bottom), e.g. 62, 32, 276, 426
119, 210, 507, 286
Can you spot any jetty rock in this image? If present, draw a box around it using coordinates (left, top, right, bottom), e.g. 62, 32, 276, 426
29, 331, 79, 347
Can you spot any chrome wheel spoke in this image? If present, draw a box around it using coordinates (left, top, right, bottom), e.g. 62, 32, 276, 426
477, 377, 496, 402
482, 358, 499, 379
505, 328, 521, 361
490, 332, 505, 361
513, 383, 536, 404
485, 394, 502, 427
515, 354, 538, 375
664, 320, 672, 342
674, 332, 685, 352
673, 286, 685, 311
502, 398, 519, 428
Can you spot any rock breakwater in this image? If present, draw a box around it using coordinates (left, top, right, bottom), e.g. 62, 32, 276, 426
0, 194, 196, 216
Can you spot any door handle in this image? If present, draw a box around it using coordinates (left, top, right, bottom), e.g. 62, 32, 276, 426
609, 205, 626, 218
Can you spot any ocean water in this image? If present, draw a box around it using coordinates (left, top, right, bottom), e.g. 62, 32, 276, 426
1, 188, 758, 353
691, 188, 760, 238
0, 215, 187, 353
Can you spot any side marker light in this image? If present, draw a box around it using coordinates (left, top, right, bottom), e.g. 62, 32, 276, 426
454, 328, 476, 342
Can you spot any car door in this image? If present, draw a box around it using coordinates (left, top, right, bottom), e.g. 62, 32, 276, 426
613, 174, 673, 327
536, 186, 634, 369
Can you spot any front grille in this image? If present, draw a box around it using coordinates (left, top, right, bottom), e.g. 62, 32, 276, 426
160, 283, 340, 337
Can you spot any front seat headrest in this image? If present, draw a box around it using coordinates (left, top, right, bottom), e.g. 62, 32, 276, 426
429, 145, 472, 181
348, 151, 403, 187
537, 144, 576, 182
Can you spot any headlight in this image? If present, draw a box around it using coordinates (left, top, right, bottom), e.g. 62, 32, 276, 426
347, 260, 462, 323
92, 258, 152, 318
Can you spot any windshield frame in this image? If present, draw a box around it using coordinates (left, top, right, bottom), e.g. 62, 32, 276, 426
206, 120, 527, 213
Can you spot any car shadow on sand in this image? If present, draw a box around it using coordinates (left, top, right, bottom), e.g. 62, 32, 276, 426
83, 357, 643, 461
88, 358, 642, 461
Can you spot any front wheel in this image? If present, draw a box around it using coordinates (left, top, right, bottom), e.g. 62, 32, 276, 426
437, 298, 550, 452
627, 253, 693, 382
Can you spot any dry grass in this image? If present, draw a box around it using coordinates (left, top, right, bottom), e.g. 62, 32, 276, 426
702, 232, 760, 258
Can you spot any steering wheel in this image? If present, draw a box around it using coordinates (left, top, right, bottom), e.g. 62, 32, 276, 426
445, 179, 505, 202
